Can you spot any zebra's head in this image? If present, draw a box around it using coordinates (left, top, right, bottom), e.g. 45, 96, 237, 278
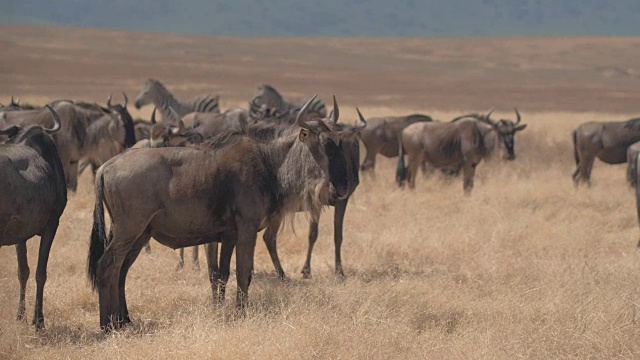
134, 79, 163, 109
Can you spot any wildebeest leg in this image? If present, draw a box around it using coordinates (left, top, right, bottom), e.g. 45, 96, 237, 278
235, 224, 257, 311
117, 230, 151, 325
573, 151, 595, 187
407, 153, 422, 189
360, 146, 379, 174
97, 233, 133, 331
333, 199, 348, 279
15, 241, 29, 322
144, 242, 151, 254
32, 219, 58, 329
177, 248, 185, 271
462, 162, 477, 195
218, 239, 235, 303
204, 243, 221, 304
301, 217, 320, 279
192, 246, 200, 270
263, 217, 286, 280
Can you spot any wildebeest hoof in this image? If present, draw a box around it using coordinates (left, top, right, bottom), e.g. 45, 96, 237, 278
301, 269, 312, 279
32, 317, 45, 330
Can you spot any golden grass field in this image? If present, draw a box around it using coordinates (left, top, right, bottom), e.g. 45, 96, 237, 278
1, 25, 640, 359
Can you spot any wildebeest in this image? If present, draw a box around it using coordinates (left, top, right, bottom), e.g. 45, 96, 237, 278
396, 119, 488, 194
450, 108, 527, 161
207, 97, 365, 289
572, 117, 640, 187
133, 79, 220, 121
1, 100, 119, 191
78, 94, 136, 176
87, 95, 357, 330
0, 96, 39, 111
627, 141, 640, 187
359, 113, 433, 172
0, 105, 67, 330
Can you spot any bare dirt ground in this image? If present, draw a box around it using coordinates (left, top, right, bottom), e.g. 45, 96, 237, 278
1, 25, 640, 359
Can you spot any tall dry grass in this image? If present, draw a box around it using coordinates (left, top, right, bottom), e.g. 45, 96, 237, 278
1, 111, 639, 359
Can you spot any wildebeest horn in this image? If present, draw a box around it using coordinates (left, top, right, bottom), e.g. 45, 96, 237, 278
330, 95, 339, 124
122, 92, 128, 108
11, 96, 19, 106
150, 107, 157, 124
107, 93, 113, 108
514, 107, 521, 125
44, 105, 62, 134
355, 107, 368, 130
485, 108, 494, 119
296, 94, 319, 130
0, 124, 19, 136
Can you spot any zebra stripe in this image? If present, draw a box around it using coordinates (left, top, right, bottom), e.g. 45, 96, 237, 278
136, 79, 220, 122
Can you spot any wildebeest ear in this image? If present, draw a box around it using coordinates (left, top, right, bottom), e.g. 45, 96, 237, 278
299, 128, 310, 141
514, 124, 527, 132
177, 120, 186, 134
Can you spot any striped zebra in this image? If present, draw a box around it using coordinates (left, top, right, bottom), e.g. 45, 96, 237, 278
134, 79, 220, 122
249, 84, 327, 122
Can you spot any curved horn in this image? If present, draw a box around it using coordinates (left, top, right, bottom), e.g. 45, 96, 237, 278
485, 108, 494, 120
330, 95, 339, 124
150, 107, 157, 124
44, 105, 62, 134
514, 107, 521, 125
0, 124, 19, 136
296, 94, 318, 130
122, 92, 128, 108
355, 107, 368, 130
106, 93, 113, 108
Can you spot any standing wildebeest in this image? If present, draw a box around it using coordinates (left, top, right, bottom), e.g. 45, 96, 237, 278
133, 79, 220, 122
87, 96, 356, 330
205, 97, 365, 290
627, 141, 640, 187
78, 94, 136, 176
572, 117, 640, 187
450, 108, 527, 161
396, 119, 488, 194
0, 105, 67, 330
359, 113, 433, 172
1, 100, 119, 191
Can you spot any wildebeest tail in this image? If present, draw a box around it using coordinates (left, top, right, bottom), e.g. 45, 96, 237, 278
572, 130, 579, 166
395, 131, 407, 187
88, 172, 107, 290
636, 154, 640, 229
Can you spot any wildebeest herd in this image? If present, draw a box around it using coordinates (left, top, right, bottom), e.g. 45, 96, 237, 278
1, 79, 638, 332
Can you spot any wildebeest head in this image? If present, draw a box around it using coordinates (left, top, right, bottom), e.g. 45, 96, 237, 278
297, 95, 366, 200
486, 108, 527, 160
1, 105, 61, 145
134, 79, 161, 109
106, 92, 136, 148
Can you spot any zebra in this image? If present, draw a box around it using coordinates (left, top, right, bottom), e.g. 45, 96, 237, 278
249, 84, 327, 122
133, 79, 220, 122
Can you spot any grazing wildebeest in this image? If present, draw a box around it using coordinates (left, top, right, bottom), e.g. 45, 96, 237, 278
451, 108, 527, 161
396, 119, 488, 194
87, 96, 355, 330
0, 105, 67, 330
572, 117, 640, 187
359, 113, 433, 172
1, 101, 113, 191
133, 79, 220, 122
249, 84, 327, 122
627, 141, 640, 187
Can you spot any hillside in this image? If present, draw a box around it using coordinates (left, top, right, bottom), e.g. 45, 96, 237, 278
3, 0, 640, 36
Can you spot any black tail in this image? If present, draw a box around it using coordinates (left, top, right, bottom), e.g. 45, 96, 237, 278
636, 154, 640, 229
88, 173, 107, 290
630, 151, 639, 188
395, 132, 407, 187
572, 130, 579, 166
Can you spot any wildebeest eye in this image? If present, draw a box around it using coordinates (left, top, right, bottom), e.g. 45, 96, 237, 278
70, 160, 79, 165
299, 129, 310, 140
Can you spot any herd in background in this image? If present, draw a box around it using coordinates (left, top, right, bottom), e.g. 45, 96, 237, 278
1, 78, 639, 332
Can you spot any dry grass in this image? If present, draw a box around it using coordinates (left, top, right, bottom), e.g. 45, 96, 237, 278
1, 111, 640, 359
